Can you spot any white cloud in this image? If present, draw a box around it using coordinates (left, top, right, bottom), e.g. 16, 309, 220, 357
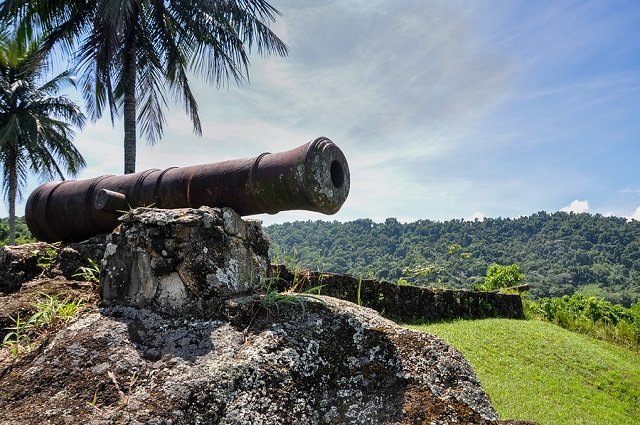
629, 207, 640, 221
466, 211, 486, 222
560, 199, 590, 213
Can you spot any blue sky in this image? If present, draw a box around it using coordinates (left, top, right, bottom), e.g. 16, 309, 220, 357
2, 0, 640, 225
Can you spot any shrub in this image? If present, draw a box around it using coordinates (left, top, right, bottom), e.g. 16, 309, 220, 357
526, 294, 640, 349
473, 263, 524, 292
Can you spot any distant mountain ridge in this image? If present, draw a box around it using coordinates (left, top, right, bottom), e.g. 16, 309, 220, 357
265, 211, 640, 305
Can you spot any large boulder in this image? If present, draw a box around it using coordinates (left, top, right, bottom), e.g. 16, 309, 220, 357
0, 206, 504, 424
0, 296, 498, 424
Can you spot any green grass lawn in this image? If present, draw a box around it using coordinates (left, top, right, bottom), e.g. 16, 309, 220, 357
410, 319, 640, 425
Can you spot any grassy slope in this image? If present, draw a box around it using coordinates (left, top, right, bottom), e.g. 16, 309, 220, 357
410, 319, 640, 425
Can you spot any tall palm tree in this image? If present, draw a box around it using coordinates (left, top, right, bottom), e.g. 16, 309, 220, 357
1, 0, 287, 174
0, 36, 86, 245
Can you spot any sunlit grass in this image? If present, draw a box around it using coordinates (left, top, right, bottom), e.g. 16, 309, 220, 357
2, 295, 85, 356
410, 319, 640, 425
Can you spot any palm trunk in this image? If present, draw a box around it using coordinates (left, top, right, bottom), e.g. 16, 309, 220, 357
123, 19, 137, 174
8, 158, 16, 246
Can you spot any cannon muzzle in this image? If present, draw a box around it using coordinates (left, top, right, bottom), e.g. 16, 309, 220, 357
26, 137, 350, 242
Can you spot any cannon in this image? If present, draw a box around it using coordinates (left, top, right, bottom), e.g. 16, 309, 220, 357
26, 137, 350, 243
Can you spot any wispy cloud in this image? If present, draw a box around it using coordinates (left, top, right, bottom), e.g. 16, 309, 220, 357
253, 0, 511, 147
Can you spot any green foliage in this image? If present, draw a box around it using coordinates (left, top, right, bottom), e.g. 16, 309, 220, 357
2, 295, 85, 355
0, 35, 85, 244
0, 219, 7, 243
266, 212, 640, 304
402, 264, 446, 284
2, 312, 32, 355
526, 294, 640, 349
73, 257, 101, 283
395, 277, 411, 286
259, 274, 324, 319
472, 263, 524, 291
412, 319, 640, 425
31, 245, 59, 271
2, 0, 287, 173
271, 246, 303, 272
260, 288, 310, 318
0, 216, 35, 246
29, 295, 85, 327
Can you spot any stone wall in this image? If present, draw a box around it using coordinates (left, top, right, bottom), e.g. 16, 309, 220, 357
272, 265, 525, 322
0, 235, 107, 294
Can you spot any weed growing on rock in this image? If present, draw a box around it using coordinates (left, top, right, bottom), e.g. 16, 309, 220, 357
73, 257, 101, 283
108, 370, 139, 406
271, 246, 302, 272
29, 295, 85, 327
2, 313, 34, 355
2, 294, 86, 355
30, 244, 60, 272
260, 277, 325, 319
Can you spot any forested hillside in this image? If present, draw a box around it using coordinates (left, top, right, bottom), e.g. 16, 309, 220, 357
265, 212, 640, 305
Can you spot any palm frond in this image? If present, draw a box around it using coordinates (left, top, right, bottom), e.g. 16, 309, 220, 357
0, 33, 86, 208
3, 0, 288, 171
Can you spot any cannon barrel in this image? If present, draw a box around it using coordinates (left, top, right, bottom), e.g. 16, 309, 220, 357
26, 137, 350, 243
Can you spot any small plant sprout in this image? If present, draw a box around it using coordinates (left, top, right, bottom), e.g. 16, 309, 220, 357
31, 244, 60, 272
260, 276, 325, 319
87, 391, 98, 408
29, 295, 85, 327
2, 313, 34, 355
108, 370, 139, 406
73, 257, 101, 283
304, 283, 326, 296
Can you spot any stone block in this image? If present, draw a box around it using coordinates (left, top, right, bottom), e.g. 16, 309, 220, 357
100, 206, 269, 317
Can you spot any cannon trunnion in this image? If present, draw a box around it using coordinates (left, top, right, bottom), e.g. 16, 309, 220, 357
26, 137, 350, 243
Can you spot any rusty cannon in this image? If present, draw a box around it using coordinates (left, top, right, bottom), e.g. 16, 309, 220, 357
26, 137, 350, 243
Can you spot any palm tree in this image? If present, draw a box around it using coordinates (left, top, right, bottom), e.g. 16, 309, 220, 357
0, 36, 86, 245
1, 0, 287, 174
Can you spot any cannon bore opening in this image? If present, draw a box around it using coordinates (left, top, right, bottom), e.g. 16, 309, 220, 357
330, 160, 345, 189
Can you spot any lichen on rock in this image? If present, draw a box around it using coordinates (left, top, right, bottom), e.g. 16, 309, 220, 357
0, 296, 499, 424
100, 206, 270, 318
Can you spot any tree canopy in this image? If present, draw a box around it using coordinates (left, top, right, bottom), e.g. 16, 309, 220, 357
266, 212, 640, 305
